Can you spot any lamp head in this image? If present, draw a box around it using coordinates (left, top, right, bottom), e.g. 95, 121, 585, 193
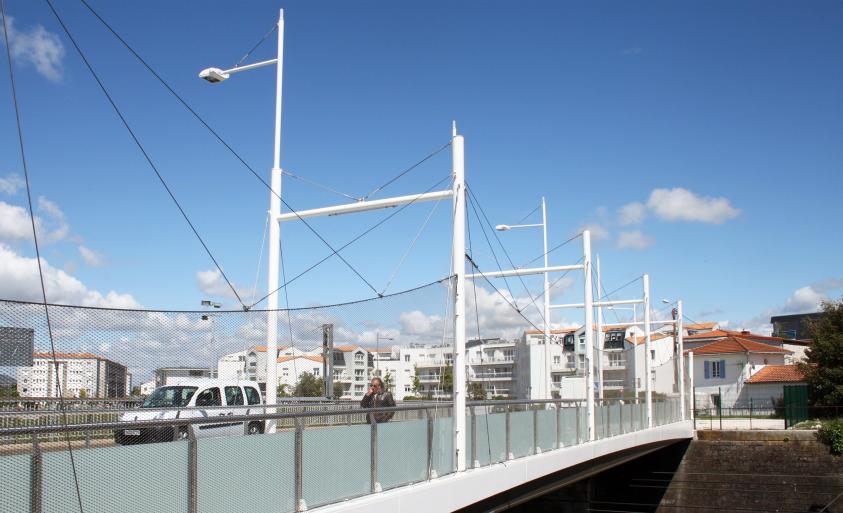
495, 225, 511, 231
198, 67, 229, 83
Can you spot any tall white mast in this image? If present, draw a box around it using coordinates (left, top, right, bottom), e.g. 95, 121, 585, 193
451, 122, 467, 472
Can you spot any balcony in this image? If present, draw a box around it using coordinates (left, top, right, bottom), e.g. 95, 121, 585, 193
468, 357, 514, 365
602, 379, 625, 390
603, 359, 626, 370
551, 361, 579, 372
417, 375, 441, 383
414, 359, 453, 368
471, 372, 513, 381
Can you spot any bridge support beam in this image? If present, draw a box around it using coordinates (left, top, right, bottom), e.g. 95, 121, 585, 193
451, 124, 467, 472
677, 300, 685, 420
643, 274, 653, 428
582, 230, 595, 441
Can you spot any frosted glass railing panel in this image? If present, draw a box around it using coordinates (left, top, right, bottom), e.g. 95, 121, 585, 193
302, 424, 370, 508
595, 405, 607, 440
536, 409, 556, 452
0, 453, 31, 512
432, 417, 454, 477
377, 419, 428, 491
43, 441, 188, 513
560, 407, 580, 447
198, 431, 295, 513
510, 410, 533, 458
471, 412, 506, 467
610, 403, 622, 437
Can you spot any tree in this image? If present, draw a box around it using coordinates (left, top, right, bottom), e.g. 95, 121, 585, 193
382, 372, 394, 393
332, 382, 346, 400
78, 389, 88, 399
800, 299, 843, 406
0, 387, 19, 398
293, 372, 325, 398
277, 383, 290, 398
130, 386, 141, 397
411, 367, 421, 395
440, 365, 453, 394
467, 381, 486, 401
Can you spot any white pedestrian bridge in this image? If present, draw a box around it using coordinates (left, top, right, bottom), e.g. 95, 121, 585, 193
0, 398, 691, 513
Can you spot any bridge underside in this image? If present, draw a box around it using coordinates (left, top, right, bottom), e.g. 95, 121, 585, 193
312, 421, 693, 513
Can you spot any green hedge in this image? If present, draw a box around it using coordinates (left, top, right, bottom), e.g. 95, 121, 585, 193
817, 418, 843, 455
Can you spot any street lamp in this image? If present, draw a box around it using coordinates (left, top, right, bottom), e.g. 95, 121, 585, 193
375, 332, 394, 374
199, 9, 285, 432
496, 197, 550, 399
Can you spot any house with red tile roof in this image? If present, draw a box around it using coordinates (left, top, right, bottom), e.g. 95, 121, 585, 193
743, 364, 807, 407
685, 336, 794, 408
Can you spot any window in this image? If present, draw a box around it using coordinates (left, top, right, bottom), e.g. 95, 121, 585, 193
225, 386, 244, 406
404, 385, 411, 392
195, 387, 221, 407
313, 368, 320, 376
650, 350, 655, 360
704, 360, 726, 379
355, 352, 364, 363
553, 356, 561, 365
244, 387, 261, 405
354, 384, 364, 392
404, 355, 410, 362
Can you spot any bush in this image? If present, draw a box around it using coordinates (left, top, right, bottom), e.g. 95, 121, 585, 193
817, 419, 843, 455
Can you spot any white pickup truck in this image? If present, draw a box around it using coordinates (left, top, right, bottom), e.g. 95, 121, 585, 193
115, 379, 264, 444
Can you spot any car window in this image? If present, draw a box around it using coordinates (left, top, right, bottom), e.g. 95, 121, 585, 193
225, 386, 244, 406
244, 386, 261, 405
142, 386, 197, 408
195, 387, 221, 407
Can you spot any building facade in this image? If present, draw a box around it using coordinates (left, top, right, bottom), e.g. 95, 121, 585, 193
17, 353, 129, 398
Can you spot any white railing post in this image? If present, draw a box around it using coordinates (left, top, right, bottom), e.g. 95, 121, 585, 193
596, 255, 604, 400
688, 351, 695, 421
451, 123, 467, 472
582, 231, 595, 441
643, 274, 653, 428
677, 300, 685, 420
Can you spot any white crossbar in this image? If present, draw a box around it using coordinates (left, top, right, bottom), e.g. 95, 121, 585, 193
277, 190, 453, 222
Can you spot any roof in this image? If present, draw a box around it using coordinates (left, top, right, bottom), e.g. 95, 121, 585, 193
334, 344, 363, 352
277, 355, 324, 364
33, 352, 104, 360
685, 329, 800, 344
685, 322, 719, 330
746, 365, 806, 384
524, 328, 579, 335
626, 333, 672, 346
684, 337, 791, 356
251, 345, 292, 353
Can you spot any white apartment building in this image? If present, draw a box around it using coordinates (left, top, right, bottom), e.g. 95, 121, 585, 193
217, 349, 249, 380
467, 338, 517, 399
371, 347, 416, 401
400, 344, 453, 399
17, 352, 130, 398
277, 355, 325, 392
331, 344, 373, 400
139, 380, 156, 396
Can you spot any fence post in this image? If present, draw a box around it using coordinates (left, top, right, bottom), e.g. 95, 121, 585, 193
606, 401, 611, 438
575, 403, 581, 444
470, 406, 477, 468
718, 386, 722, 430
533, 407, 539, 455
505, 405, 513, 460
749, 398, 753, 430
30, 434, 42, 513
370, 416, 380, 493
426, 409, 435, 479
294, 419, 304, 512
188, 429, 197, 513
84, 414, 92, 448
619, 401, 624, 435
556, 401, 562, 449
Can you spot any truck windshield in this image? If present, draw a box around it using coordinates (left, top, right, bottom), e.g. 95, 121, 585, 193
141, 386, 197, 408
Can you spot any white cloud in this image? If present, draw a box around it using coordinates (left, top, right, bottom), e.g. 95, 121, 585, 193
0, 174, 24, 195
622, 46, 643, 56
0, 201, 32, 240
78, 245, 105, 267
741, 278, 842, 335
196, 268, 247, 302
617, 202, 646, 226
0, 242, 138, 308
580, 223, 609, 241
36, 196, 69, 243
1, 16, 65, 82
400, 310, 443, 336
616, 230, 654, 251
647, 188, 740, 224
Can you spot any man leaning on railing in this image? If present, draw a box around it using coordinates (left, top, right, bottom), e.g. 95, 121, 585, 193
360, 377, 395, 423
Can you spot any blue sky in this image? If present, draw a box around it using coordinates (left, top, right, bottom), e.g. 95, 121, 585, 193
1, 0, 842, 335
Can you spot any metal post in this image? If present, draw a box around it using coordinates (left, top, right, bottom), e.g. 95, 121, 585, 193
265, 8, 285, 434
643, 274, 653, 428
294, 419, 304, 512
619, 401, 623, 435
556, 401, 562, 449
542, 197, 551, 400
370, 417, 379, 493
533, 407, 540, 454
582, 230, 596, 441
677, 300, 685, 420
451, 123, 467, 472
470, 406, 477, 468
596, 255, 604, 400
575, 404, 581, 444
505, 405, 512, 460
749, 397, 753, 430
30, 435, 42, 513
689, 351, 695, 422
322, 324, 334, 398
718, 386, 723, 430
426, 409, 435, 479
188, 431, 198, 513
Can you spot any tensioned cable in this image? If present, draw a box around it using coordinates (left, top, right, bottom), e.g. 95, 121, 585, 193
380, 196, 443, 296
466, 183, 550, 323
250, 173, 452, 308
519, 231, 582, 268
465, 256, 545, 334
465, 191, 521, 313
45, 0, 246, 308
514, 256, 584, 316
600, 274, 643, 301
361, 141, 452, 200
279, 241, 298, 391
1, 2, 85, 511
234, 22, 277, 68
75, 0, 379, 299
282, 170, 360, 202
515, 202, 541, 225
600, 281, 624, 324
465, 199, 495, 465
249, 212, 270, 305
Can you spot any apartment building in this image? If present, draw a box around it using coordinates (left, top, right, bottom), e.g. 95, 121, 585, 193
17, 353, 129, 398
370, 347, 416, 401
